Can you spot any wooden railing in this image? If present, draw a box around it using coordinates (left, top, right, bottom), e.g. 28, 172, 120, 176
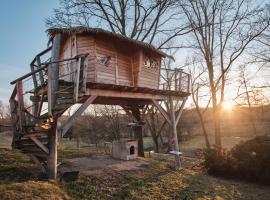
159, 68, 191, 93
9, 53, 88, 142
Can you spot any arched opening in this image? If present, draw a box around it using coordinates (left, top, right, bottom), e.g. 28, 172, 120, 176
130, 146, 135, 155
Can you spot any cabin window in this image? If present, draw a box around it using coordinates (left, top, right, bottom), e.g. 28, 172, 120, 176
99, 55, 111, 67
144, 56, 158, 70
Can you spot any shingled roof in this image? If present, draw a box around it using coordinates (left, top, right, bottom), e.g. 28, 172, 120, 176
47, 26, 171, 58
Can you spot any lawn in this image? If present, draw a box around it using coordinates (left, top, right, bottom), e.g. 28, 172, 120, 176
0, 146, 270, 200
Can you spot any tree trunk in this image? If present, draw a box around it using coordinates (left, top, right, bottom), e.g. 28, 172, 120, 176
130, 105, 145, 157
133, 125, 144, 156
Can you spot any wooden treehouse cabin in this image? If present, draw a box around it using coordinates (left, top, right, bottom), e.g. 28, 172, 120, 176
9, 27, 191, 179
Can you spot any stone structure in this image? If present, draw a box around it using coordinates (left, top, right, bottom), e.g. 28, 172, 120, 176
112, 139, 138, 160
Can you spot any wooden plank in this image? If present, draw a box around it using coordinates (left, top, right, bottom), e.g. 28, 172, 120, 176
30, 64, 38, 88
16, 81, 25, 131
29, 154, 46, 173
151, 99, 172, 125
115, 51, 118, 84
36, 56, 44, 84
30, 136, 49, 154
74, 57, 81, 102
48, 33, 61, 115
47, 123, 58, 179
88, 88, 168, 100
60, 95, 97, 137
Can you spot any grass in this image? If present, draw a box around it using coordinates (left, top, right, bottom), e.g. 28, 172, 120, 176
1, 133, 270, 199
61, 157, 270, 200
0, 148, 70, 200
0, 147, 270, 200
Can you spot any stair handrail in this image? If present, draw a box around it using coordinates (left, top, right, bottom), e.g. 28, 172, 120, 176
10, 53, 89, 85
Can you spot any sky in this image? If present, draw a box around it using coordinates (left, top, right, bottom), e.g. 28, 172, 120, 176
0, 1, 59, 103
0, 1, 268, 108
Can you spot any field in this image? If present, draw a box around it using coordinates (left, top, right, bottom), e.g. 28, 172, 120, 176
0, 132, 270, 200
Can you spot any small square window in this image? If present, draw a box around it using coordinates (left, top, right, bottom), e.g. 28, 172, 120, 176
100, 56, 111, 67
144, 56, 158, 70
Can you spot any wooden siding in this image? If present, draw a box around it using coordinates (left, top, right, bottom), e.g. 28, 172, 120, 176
60, 34, 161, 89
138, 53, 160, 89
59, 37, 73, 82
76, 34, 95, 82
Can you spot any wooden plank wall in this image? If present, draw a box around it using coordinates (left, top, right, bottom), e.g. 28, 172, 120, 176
95, 38, 116, 84
59, 37, 72, 82
59, 33, 161, 89
132, 51, 140, 86
137, 53, 160, 89
77, 34, 95, 82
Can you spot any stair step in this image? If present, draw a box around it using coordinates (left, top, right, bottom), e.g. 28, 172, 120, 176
16, 137, 49, 145
22, 131, 49, 137
58, 80, 74, 86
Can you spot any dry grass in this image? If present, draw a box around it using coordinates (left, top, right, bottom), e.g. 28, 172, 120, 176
1, 133, 270, 200
0, 147, 270, 200
0, 148, 70, 200
61, 157, 270, 200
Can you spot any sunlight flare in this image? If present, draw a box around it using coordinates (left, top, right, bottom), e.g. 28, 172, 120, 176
222, 101, 234, 111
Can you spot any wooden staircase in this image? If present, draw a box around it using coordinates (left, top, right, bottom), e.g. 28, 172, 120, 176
9, 48, 87, 176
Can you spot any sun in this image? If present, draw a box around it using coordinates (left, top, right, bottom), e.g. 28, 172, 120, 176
222, 101, 233, 111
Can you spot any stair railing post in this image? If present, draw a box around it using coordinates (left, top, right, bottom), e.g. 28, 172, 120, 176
48, 33, 61, 116
47, 33, 61, 180
16, 80, 25, 132
9, 86, 19, 146
74, 57, 81, 102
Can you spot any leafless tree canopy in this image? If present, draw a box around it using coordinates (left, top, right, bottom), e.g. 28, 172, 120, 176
179, 0, 269, 146
46, 0, 191, 49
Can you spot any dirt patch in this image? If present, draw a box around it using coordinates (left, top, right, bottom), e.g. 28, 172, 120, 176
59, 155, 149, 174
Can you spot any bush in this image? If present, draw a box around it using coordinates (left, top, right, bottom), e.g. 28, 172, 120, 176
204, 135, 270, 185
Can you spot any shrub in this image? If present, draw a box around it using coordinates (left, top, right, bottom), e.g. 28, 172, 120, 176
204, 135, 270, 185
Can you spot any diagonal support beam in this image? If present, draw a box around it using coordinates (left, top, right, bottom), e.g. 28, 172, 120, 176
152, 99, 172, 125
60, 95, 97, 137
29, 154, 46, 173
30, 136, 49, 154
175, 98, 187, 125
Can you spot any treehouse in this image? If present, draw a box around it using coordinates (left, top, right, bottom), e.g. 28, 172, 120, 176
9, 27, 191, 179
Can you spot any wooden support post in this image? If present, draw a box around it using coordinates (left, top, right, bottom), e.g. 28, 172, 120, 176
130, 105, 145, 157
169, 96, 181, 169
179, 70, 182, 91
16, 81, 25, 131
74, 57, 81, 102
30, 64, 38, 89
48, 33, 61, 116
36, 56, 44, 84
152, 99, 172, 125
60, 95, 97, 137
9, 95, 19, 146
187, 74, 191, 93
47, 122, 58, 179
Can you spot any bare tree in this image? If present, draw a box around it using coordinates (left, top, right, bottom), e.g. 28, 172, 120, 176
189, 62, 211, 148
100, 105, 127, 140
178, 0, 269, 147
235, 66, 257, 136
46, 0, 191, 49
145, 106, 169, 153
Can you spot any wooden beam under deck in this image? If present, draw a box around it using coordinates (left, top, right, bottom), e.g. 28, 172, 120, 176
87, 88, 170, 101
